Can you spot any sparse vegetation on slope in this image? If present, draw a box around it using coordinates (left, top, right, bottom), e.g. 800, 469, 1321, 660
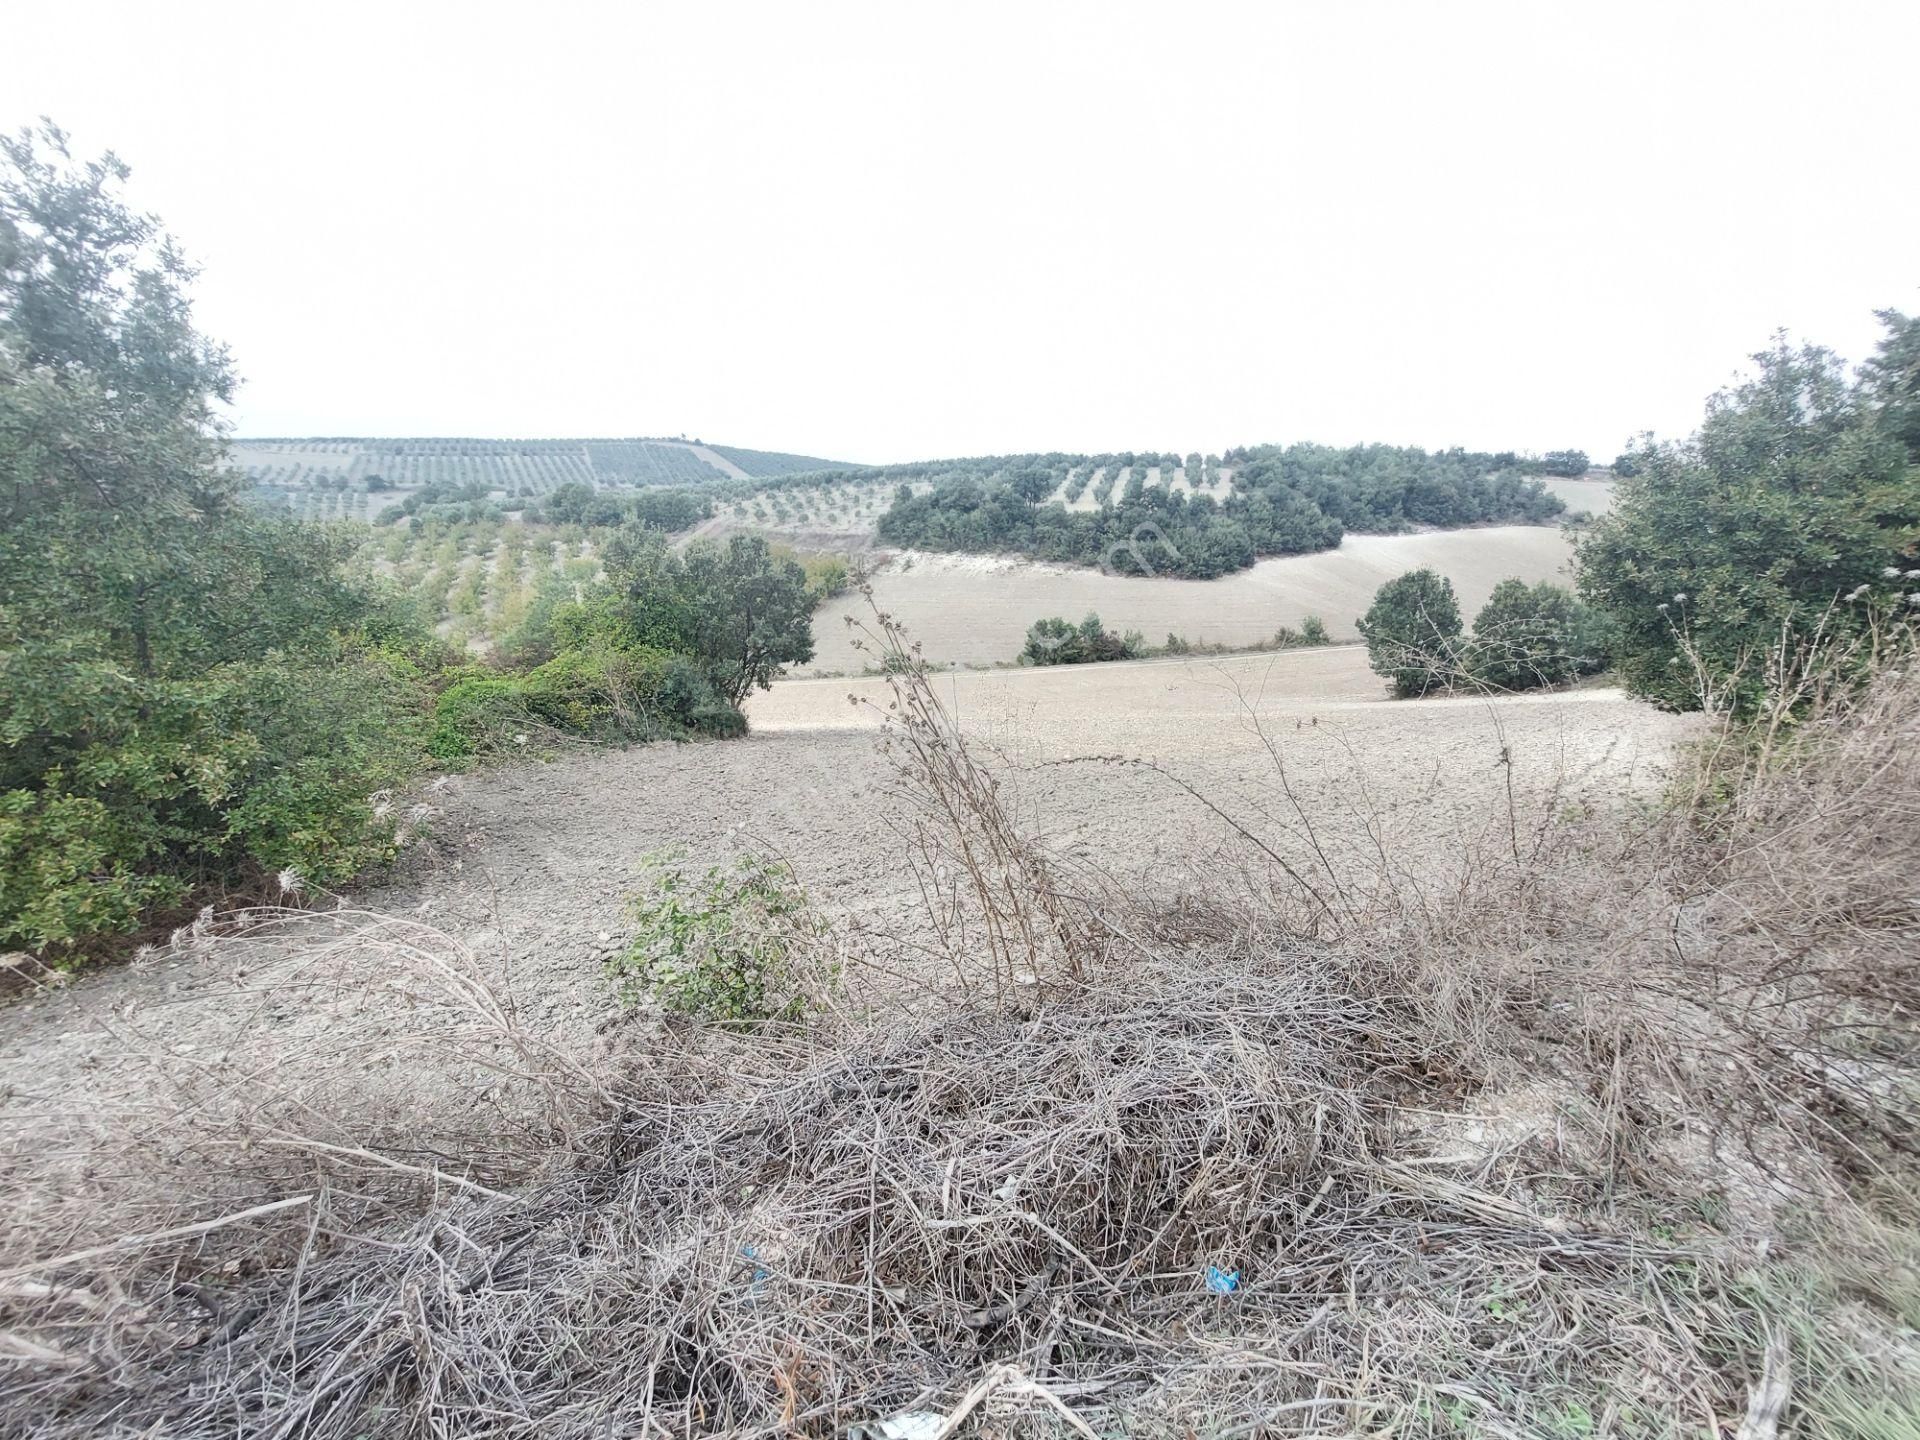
703, 443, 852, 478
235, 435, 848, 497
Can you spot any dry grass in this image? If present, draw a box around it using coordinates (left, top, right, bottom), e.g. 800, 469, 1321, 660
1, 616, 1916, 1437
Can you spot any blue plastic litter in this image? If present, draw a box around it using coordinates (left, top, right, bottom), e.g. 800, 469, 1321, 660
1205, 1265, 1240, 1294
740, 1243, 770, 1299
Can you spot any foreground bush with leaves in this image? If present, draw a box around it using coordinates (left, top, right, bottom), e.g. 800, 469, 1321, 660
1579, 314, 1920, 714
610, 850, 828, 1023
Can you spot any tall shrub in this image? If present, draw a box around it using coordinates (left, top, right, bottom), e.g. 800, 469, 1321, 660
1356, 570, 1463, 697
1579, 318, 1920, 714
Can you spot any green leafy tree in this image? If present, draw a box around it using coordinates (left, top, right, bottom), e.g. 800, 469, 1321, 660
1577, 322, 1920, 713
1467, 579, 1606, 691
1357, 570, 1463, 697
600, 530, 815, 710
0, 123, 422, 951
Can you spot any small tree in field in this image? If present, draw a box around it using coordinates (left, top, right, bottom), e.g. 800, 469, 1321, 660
1468, 579, 1597, 691
1020, 613, 1141, 665
1357, 570, 1463, 697
599, 531, 815, 709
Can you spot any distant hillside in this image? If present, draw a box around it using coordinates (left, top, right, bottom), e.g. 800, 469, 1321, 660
702, 444, 846, 479
230, 436, 849, 493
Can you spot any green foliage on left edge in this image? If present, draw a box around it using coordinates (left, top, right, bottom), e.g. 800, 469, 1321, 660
0, 123, 429, 952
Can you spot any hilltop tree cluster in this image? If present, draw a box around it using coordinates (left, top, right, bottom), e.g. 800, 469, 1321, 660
878, 445, 1565, 578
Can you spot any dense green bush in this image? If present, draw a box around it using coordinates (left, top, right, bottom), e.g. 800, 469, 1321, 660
1357, 570, 1464, 698
1579, 316, 1920, 714
1466, 580, 1610, 691
0, 630, 430, 949
426, 645, 741, 758
1020, 614, 1145, 665
800, 554, 850, 600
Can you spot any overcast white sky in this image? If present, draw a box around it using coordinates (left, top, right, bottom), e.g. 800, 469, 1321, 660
7, 1, 1916, 464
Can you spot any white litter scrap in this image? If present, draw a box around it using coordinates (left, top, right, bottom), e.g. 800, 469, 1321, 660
849, 1364, 1101, 1439
847, 1414, 943, 1440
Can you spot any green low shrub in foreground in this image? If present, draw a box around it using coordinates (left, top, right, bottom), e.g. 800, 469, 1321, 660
610, 852, 827, 1024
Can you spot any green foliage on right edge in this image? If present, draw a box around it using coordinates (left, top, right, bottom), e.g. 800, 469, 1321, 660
1357, 570, 1463, 697
1579, 314, 1920, 715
